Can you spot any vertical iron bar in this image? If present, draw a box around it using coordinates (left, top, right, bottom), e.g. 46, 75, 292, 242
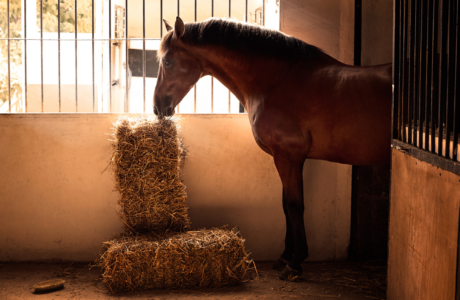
24, 0, 27, 112
177, 0, 180, 114
417, 0, 424, 148
262, 0, 265, 26
92, 0, 95, 112
402, 0, 408, 143
160, 0, 163, 37
75, 0, 78, 112
40, 0, 43, 112
408, 0, 415, 144
125, 0, 128, 112
453, 0, 459, 161
211, 76, 214, 113
425, 0, 434, 150
431, 0, 439, 153
194, 0, 197, 113
211, 0, 214, 113
413, 0, 420, 147
445, 0, 456, 159
58, 0, 61, 112
419, 0, 427, 148
7, 0, 10, 112
438, 0, 448, 157
397, 0, 404, 140
392, 0, 400, 140
228, 0, 231, 113
245, 0, 248, 22
142, 0, 145, 113
240, 0, 248, 113
109, 0, 112, 112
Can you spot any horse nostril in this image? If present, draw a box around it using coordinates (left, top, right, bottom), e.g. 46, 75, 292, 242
166, 106, 175, 116
154, 106, 159, 115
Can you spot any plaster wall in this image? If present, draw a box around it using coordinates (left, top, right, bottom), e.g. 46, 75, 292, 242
0, 114, 351, 261
361, 0, 393, 66
280, 0, 355, 64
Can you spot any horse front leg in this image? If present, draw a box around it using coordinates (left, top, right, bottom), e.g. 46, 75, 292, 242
272, 190, 294, 270
274, 154, 308, 280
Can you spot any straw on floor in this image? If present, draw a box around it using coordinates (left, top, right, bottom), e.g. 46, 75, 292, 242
97, 227, 251, 293
110, 115, 190, 234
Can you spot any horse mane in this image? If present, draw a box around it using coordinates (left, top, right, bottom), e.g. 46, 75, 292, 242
159, 18, 326, 61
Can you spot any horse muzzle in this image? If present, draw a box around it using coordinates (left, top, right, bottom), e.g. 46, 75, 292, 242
153, 105, 175, 117
153, 94, 175, 117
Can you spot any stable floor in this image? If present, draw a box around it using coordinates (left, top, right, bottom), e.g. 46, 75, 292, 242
0, 261, 386, 300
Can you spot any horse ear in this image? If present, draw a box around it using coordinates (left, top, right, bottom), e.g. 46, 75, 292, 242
174, 16, 185, 39
164, 19, 173, 32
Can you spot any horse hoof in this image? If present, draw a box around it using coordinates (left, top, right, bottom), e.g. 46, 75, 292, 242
279, 265, 302, 281
272, 258, 289, 270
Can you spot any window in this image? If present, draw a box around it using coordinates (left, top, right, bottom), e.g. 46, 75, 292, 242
0, 0, 280, 113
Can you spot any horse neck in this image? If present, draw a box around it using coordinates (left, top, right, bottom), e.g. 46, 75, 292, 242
192, 45, 290, 108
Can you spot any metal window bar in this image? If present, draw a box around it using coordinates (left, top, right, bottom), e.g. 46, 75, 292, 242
58, 0, 61, 112
194, 0, 197, 113
6, 0, 263, 115
431, 0, 439, 154
408, 0, 415, 145
419, 0, 427, 149
7, 0, 11, 112
445, 0, 456, 158
24, 0, 27, 112
453, 0, 459, 161
211, 0, 214, 114
177, 0, 179, 114
424, 0, 434, 151
40, 0, 43, 112
124, 0, 128, 113
392, 0, 400, 140
109, 0, 112, 113
92, 0, 95, 112
75, 0, 78, 112
228, 0, 231, 113
394, 0, 459, 165
142, 0, 146, 113
438, 0, 449, 157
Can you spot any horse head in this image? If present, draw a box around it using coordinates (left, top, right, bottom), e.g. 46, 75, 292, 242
153, 17, 202, 117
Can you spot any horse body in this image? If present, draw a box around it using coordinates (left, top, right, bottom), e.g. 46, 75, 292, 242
154, 17, 392, 280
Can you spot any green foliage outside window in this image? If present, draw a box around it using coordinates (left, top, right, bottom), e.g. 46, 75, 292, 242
38, 0, 92, 33
0, 0, 22, 109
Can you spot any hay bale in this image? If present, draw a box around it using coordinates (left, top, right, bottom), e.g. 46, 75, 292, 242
97, 227, 251, 293
111, 115, 190, 233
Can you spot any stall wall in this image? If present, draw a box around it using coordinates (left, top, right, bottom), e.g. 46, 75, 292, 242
0, 114, 351, 261
388, 150, 460, 300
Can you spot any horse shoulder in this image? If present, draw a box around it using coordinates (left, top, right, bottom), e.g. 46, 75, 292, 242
249, 106, 312, 160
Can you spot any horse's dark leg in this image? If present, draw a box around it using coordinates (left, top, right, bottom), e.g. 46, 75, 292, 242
272, 190, 295, 270
274, 155, 308, 280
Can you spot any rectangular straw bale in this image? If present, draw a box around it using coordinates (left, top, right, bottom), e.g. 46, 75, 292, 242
111, 115, 190, 233
97, 227, 251, 293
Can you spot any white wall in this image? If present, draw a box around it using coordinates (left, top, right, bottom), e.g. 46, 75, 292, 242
0, 114, 351, 261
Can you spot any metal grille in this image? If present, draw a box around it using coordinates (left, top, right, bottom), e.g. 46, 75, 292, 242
0, 0, 274, 113
393, 0, 460, 164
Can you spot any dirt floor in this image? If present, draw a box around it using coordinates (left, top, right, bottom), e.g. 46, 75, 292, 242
0, 261, 386, 300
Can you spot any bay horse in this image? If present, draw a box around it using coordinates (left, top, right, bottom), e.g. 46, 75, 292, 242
153, 17, 392, 280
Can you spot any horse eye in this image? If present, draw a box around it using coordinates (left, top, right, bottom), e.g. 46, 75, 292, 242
163, 59, 172, 67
